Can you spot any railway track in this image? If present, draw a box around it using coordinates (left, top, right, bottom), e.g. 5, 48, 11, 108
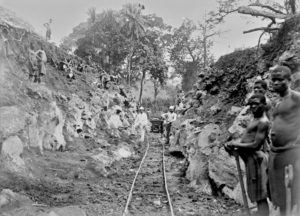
122, 134, 175, 216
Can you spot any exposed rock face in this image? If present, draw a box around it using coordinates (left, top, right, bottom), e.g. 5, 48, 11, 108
0, 189, 32, 209
27, 100, 66, 153
0, 31, 136, 178
1, 136, 25, 171
173, 16, 300, 205
0, 106, 26, 139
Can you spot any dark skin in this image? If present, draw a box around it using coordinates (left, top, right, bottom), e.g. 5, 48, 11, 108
226, 97, 270, 216
227, 98, 269, 149
270, 70, 300, 216
270, 71, 300, 148
253, 82, 272, 120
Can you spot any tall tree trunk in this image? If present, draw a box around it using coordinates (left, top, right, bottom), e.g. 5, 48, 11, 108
289, 0, 296, 14
203, 37, 207, 69
138, 70, 146, 105
127, 44, 135, 86
127, 54, 132, 86
153, 80, 159, 112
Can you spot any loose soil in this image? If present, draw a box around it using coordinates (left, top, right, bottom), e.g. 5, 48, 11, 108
0, 133, 244, 216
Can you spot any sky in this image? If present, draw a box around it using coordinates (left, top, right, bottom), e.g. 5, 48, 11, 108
0, 0, 270, 59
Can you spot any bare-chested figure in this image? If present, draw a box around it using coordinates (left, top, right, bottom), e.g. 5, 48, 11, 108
227, 94, 270, 216
269, 66, 300, 216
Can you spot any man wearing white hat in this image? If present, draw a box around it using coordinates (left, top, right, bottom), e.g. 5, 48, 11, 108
162, 106, 177, 144
133, 106, 149, 142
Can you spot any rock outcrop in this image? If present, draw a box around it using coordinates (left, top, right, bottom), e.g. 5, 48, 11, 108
171, 16, 300, 205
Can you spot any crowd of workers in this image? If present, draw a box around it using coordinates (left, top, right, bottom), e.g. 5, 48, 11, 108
224, 65, 300, 216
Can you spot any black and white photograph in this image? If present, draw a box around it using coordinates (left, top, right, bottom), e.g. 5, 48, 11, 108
0, 0, 300, 215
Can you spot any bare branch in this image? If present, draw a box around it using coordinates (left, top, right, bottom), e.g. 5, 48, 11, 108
238, 6, 288, 21
205, 9, 238, 25
248, 3, 286, 15
186, 45, 196, 62
257, 30, 267, 48
243, 27, 279, 34
205, 32, 218, 39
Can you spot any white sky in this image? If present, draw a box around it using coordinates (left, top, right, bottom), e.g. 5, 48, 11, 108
0, 0, 270, 59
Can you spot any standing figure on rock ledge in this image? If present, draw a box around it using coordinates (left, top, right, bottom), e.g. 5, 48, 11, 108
34, 42, 47, 83
133, 106, 149, 143
44, 18, 52, 41
268, 66, 300, 216
161, 106, 177, 145
226, 94, 270, 216
28, 42, 37, 81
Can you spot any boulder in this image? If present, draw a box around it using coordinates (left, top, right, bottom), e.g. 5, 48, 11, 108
0, 106, 26, 139
27, 101, 66, 153
0, 189, 31, 209
227, 106, 243, 116
113, 143, 132, 160
185, 124, 221, 193
1, 136, 25, 169
208, 148, 240, 189
91, 151, 113, 167
228, 106, 251, 136
48, 206, 86, 216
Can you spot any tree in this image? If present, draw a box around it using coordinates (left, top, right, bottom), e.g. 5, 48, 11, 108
60, 22, 89, 52
170, 19, 215, 91
87, 7, 96, 25
137, 42, 167, 105
75, 10, 129, 74
135, 14, 170, 105
87, 7, 97, 44
198, 12, 220, 70
214, 0, 300, 46
121, 3, 147, 85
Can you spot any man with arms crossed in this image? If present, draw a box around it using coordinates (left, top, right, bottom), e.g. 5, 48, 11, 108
269, 66, 300, 216
227, 94, 270, 216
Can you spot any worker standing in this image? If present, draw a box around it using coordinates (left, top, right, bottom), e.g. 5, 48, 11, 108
44, 19, 52, 41
133, 107, 149, 143
162, 106, 177, 144
34, 42, 47, 83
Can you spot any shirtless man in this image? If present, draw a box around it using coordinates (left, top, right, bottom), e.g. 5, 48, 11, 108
268, 65, 300, 216
227, 94, 270, 216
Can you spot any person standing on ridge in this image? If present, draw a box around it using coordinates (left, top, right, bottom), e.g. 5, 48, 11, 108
34, 42, 47, 83
44, 19, 52, 41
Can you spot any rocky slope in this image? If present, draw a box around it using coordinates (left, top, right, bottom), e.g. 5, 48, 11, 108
0, 11, 143, 215
169, 15, 300, 207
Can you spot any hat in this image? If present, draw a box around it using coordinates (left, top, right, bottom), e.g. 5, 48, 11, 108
139, 106, 145, 110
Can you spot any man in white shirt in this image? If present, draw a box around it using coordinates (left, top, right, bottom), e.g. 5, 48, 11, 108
162, 106, 177, 144
134, 107, 149, 142
107, 109, 123, 138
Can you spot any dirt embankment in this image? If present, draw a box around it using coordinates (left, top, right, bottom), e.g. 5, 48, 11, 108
170, 15, 300, 207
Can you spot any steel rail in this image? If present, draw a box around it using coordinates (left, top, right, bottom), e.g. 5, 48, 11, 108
162, 140, 175, 216
122, 134, 175, 216
122, 135, 150, 216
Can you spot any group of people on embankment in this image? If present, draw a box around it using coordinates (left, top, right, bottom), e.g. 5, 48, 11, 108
225, 65, 300, 216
